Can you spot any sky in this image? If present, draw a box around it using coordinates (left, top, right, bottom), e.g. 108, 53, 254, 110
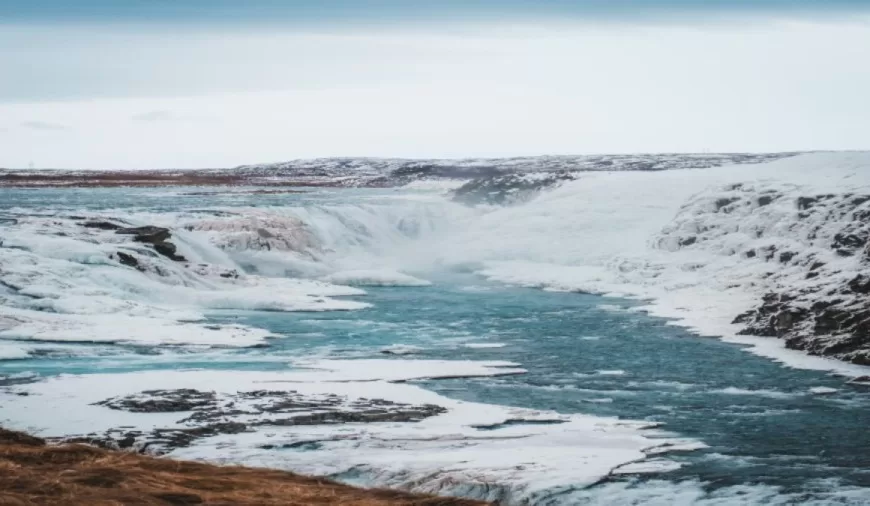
1, 1, 869, 169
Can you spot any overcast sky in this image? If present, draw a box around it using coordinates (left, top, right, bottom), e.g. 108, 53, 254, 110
1, 1, 869, 169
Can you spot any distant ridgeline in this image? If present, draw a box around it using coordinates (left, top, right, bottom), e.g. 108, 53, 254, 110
0, 152, 795, 189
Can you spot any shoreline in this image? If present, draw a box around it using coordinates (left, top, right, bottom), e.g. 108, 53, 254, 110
0, 427, 489, 506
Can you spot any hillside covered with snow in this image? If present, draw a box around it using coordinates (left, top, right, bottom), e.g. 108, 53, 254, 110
1, 152, 796, 188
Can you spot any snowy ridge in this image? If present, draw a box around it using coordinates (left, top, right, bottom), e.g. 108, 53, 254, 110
227, 152, 796, 187
451, 172, 579, 206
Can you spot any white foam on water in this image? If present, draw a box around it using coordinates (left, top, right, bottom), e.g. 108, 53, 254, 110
711, 386, 798, 400
565, 479, 870, 506
0, 305, 274, 347
286, 358, 526, 382
402, 179, 466, 191
324, 269, 432, 287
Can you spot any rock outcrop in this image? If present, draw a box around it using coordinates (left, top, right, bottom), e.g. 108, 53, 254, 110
85, 388, 446, 453
116, 226, 187, 262
655, 183, 870, 364
452, 172, 577, 206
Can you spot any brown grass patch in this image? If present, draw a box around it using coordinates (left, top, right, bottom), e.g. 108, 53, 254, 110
0, 428, 489, 506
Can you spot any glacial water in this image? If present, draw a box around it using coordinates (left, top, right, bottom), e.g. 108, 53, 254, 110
2, 185, 870, 505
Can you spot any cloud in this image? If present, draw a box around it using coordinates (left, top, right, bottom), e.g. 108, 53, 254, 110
1, 0, 868, 26
132, 110, 174, 122
20, 120, 68, 131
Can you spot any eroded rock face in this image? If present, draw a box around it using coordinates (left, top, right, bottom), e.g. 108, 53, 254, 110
115, 226, 186, 262
114, 251, 140, 269
84, 389, 446, 453
656, 183, 870, 364
452, 172, 577, 206
81, 221, 122, 231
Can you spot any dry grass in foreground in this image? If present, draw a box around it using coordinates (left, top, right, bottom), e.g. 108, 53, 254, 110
0, 428, 490, 506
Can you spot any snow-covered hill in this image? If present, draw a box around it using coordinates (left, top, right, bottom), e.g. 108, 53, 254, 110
1, 152, 798, 188
226, 152, 797, 187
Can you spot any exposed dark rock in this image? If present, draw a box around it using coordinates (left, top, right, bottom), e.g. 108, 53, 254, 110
115, 226, 186, 262
452, 172, 576, 206
115, 251, 139, 269
848, 275, 870, 294
737, 290, 870, 365
757, 195, 774, 206
152, 242, 186, 262
714, 197, 739, 211
87, 389, 448, 453
679, 236, 697, 247
95, 389, 217, 413
81, 221, 122, 230
116, 226, 171, 244
472, 419, 566, 430
832, 233, 867, 256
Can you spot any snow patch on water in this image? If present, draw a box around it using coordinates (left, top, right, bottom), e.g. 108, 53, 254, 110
597, 369, 627, 376
324, 269, 432, 287
0, 342, 30, 360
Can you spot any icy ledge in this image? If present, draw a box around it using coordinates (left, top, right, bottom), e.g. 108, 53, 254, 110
0, 359, 702, 505
0, 213, 368, 352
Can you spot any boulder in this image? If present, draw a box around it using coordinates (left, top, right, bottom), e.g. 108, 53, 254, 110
115, 226, 186, 262
116, 226, 171, 244
115, 251, 139, 269
81, 221, 121, 230
152, 242, 186, 262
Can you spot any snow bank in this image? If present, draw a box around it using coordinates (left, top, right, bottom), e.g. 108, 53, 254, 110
0, 342, 30, 360
0, 360, 698, 504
